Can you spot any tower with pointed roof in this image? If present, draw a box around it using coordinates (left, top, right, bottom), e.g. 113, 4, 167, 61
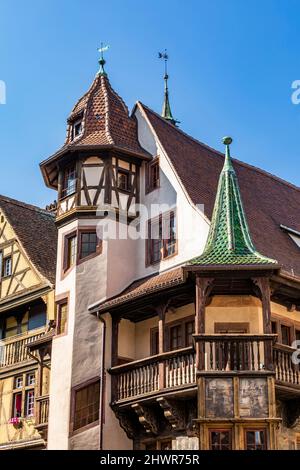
39, 52, 151, 451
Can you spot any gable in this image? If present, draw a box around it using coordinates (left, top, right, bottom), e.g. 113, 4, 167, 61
0, 213, 42, 300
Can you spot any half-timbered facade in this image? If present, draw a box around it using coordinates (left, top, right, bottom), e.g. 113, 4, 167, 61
38, 56, 300, 450
0, 196, 56, 449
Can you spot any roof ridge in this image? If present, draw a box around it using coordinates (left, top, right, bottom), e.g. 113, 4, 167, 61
0, 195, 54, 217
137, 102, 300, 194
102, 75, 115, 145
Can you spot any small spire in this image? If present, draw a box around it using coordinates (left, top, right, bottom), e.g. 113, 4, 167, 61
97, 43, 110, 76
222, 136, 234, 172
158, 50, 179, 126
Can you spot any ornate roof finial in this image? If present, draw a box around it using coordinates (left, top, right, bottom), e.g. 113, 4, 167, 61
158, 49, 179, 126
97, 43, 110, 76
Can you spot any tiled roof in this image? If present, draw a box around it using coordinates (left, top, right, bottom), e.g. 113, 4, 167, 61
189, 138, 277, 267
138, 102, 300, 277
0, 196, 57, 284
93, 267, 185, 313
61, 74, 148, 157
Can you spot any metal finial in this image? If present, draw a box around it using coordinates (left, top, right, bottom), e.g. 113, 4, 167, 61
158, 49, 179, 126
223, 136, 233, 146
97, 43, 110, 76
222, 137, 234, 171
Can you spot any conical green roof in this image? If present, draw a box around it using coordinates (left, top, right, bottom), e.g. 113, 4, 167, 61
190, 137, 277, 266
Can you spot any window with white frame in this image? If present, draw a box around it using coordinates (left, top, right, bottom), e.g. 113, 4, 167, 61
3, 256, 12, 277
12, 372, 35, 419
72, 119, 82, 140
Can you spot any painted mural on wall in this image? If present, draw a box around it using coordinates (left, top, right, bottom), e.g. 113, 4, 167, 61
205, 378, 234, 418
239, 378, 268, 418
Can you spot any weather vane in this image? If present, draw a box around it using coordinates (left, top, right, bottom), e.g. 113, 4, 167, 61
97, 43, 110, 76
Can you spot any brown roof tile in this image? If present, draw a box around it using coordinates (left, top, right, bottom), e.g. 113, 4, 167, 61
0, 196, 57, 284
64, 74, 148, 157
94, 267, 185, 313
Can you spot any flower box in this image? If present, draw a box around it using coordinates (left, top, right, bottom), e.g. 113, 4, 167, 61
8, 417, 23, 428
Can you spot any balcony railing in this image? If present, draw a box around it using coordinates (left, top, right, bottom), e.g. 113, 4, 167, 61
35, 395, 49, 428
0, 328, 45, 368
110, 335, 300, 403
273, 343, 300, 387
195, 334, 276, 372
110, 347, 196, 403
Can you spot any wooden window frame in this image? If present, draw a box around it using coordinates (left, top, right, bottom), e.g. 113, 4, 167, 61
280, 323, 292, 346
271, 314, 299, 346
78, 228, 102, 264
146, 157, 160, 194
150, 315, 195, 355
60, 164, 77, 200
63, 231, 77, 274
11, 371, 36, 419
244, 428, 267, 450
117, 168, 131, 193
55, 294, 69, 337
146, 210, 177, 266
214, 322, 250, 334
2, 255, 12, 278
69, 377, 100, 436
209, 428, 232, 450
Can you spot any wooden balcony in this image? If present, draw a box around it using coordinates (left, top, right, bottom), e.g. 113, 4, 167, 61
110, 335, 300, 405
110, 347, 196, 404
0, 327, 45, 369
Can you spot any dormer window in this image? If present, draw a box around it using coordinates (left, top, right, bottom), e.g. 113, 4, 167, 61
61, 165, 76, 198
72, 119, 82, 140
280, 224, 300, 248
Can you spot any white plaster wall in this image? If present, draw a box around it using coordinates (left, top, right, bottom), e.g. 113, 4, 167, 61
134, 107, 210, 280
47, 220, 77, 450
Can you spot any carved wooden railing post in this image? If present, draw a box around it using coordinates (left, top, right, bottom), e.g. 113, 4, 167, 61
252, 277, 273, 371
155, 300, 170, 390
195, 276, 214, 370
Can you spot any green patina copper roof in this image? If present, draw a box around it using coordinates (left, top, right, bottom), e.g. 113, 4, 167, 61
190, 137, 277, 267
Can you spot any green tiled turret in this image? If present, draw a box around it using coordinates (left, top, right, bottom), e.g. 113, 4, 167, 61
190, 137, 277, 266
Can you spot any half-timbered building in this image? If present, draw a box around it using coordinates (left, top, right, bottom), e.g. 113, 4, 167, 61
0, 196, 56, 449
38, 56, 300, 450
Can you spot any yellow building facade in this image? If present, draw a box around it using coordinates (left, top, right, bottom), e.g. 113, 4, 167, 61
0, 196, 56, 450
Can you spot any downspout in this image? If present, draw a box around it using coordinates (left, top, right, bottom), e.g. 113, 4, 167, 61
97, 312, 106, 450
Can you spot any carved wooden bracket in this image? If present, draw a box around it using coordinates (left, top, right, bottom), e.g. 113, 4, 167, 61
283, 399, 300, 428
113, 408, 138, 440
157, 397, 185, 430
131, 403, 159, 435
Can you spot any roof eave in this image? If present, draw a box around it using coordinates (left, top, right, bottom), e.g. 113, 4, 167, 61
40, 143, 151, 189
183, 263, 280, 272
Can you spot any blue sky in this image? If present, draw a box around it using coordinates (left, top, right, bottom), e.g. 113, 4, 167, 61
0, 0, 299, 207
